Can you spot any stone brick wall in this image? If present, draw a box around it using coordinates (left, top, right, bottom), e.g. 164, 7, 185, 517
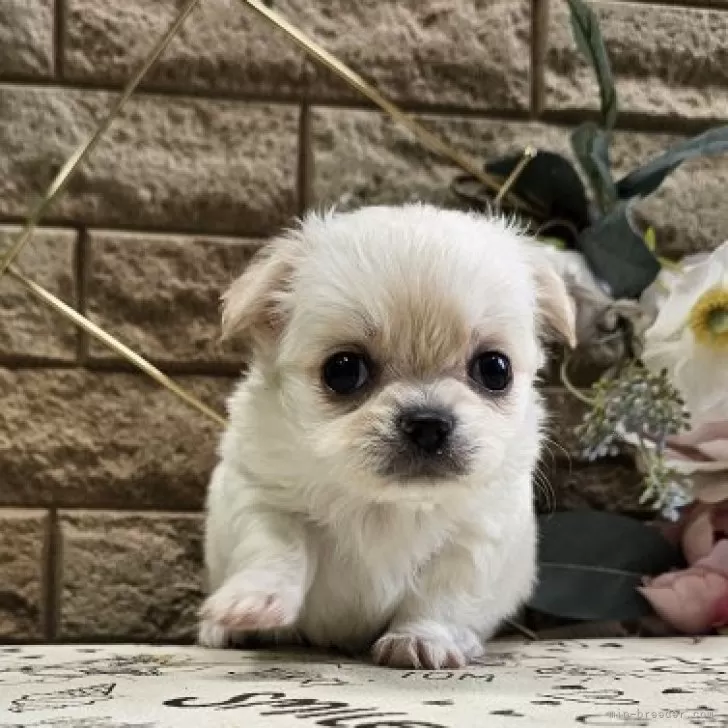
1, 0, 726, 643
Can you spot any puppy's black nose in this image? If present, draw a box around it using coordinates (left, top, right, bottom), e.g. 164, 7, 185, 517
398, 409, 455, 454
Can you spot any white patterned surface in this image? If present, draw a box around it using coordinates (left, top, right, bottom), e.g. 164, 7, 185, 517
0, 639, 727, 726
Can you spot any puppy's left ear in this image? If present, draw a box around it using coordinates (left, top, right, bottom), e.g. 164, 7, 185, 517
532, 259, 577, 349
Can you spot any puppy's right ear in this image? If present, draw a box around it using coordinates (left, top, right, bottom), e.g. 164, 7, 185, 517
532, 256, 578, 350
221, 235, 299, 349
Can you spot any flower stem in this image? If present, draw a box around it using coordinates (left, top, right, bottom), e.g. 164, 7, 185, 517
560, 354, 596, 405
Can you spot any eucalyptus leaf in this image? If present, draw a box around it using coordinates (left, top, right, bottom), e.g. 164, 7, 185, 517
616, 125, 728, 199
529, 510, 683, 622
576, 201, 661, 298
567, 0, 618, 129
483, 150, 590, 230
571, 122, 617, 213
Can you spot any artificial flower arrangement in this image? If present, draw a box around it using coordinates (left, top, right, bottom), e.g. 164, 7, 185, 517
573, 244, 728, 635
453, 0, 728, 637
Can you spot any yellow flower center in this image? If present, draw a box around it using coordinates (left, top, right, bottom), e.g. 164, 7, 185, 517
688, 286, 728, 348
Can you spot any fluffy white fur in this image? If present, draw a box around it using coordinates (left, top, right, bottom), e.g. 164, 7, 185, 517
199, 204, 575, 669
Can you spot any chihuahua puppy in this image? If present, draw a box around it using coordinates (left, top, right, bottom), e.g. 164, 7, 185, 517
199, 204, 575, 668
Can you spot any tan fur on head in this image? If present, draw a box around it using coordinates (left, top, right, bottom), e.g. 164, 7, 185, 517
531, 257, 577, 349
220, 234, 301, 349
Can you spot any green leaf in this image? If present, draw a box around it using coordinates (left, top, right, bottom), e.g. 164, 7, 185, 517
575, 201, 661, 298
616, 125, 728, 199
483, 150, 590, 229
529, 510, 683, 622
643, 226, 656, 251
538, 237, 568, 250
571, 122, 616, 213
567, 0, 618, 130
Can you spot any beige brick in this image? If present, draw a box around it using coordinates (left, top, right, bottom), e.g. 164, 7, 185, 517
64, 0, 307, 97
0, 86, 299, 235
0, 0, 53, 77
545, 2, 728, 122
86, 230, 258, 365
0, 509, 48, 640
0, 368, 233, 509
58, 511, 203, 641
310, 108, 728, 257
300, 0, 531, 110
0, 228, 78, 361
65, 0, 530, 111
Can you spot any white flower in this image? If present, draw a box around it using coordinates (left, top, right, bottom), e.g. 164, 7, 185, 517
640, 251, 712, 322
641, 241, 728, 426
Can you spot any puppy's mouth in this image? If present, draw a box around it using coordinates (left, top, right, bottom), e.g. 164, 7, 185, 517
376, 446, 472, 482
368, 407, 474, 483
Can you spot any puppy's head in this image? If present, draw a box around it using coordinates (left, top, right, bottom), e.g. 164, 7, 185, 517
223, 205, 574, 500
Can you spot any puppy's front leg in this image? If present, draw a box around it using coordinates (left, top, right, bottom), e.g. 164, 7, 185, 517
373, 539, 532, 670
199, 509, 311, 646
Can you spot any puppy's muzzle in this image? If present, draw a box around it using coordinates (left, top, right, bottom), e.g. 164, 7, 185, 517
398, 408, 454, 455
370, 405, 470, 482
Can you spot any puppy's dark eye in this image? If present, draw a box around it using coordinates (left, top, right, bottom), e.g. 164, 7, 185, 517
468, 351, 512, 392
322, 352, 370, 395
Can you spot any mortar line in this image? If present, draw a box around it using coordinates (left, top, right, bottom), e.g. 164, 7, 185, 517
530, 0, 550, 119
0, 356, 243, 377
75, 228, 89, 364
297, 103, 312, 215
623, 0, 728, 10
44, 508, 60, 641
53, 0, 65, 80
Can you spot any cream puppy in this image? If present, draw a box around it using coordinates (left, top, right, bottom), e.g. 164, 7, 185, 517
199, 204, 575, 669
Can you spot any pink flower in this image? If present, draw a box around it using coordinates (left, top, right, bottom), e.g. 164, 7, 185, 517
639, 540, 728, 633
664, 420, 728, 504
711, 592, 728, 627
641, 501, 728, 633
681, 502, 728, 563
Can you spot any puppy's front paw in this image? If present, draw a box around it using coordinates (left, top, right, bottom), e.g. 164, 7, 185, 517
198, 619, 233, 649
200, 580, 300, 633
373, 632, 467, 670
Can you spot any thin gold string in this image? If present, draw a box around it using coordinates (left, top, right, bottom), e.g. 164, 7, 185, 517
494, 146, 537, 206
0, 0, 203, 281
6, 264, 227, 427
